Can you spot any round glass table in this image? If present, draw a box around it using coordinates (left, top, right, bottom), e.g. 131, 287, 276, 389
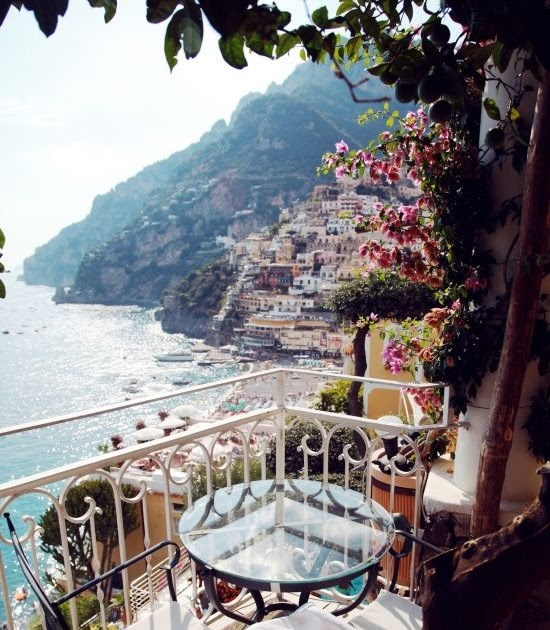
179, 478, 395, 623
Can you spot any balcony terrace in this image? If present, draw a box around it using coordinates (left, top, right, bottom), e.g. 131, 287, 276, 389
0, 368, 448, 630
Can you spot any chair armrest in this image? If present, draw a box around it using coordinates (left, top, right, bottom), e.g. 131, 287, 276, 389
55, 539, 181, 605
387, 513, 442, 592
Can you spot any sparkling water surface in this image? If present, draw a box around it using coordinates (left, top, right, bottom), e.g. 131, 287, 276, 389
0, 275, 245, 625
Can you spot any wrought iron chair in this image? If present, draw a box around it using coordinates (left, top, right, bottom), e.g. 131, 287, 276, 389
4, 512, 208, 630
347, 513, 443, 630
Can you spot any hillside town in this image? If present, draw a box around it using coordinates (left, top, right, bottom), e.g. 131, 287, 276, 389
169, 170, 421, 359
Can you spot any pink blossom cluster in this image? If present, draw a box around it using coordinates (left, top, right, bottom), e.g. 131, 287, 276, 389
404, 387, 442, 418
382, 340, 409, 374
321, 110, 464, 287
464, 273, 488, 292
359, 240, 444, 287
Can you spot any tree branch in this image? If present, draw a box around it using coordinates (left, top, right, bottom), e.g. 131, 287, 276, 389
472, 69, 550, 536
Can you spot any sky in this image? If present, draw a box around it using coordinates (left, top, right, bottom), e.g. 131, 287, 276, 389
0, 2, 319, 269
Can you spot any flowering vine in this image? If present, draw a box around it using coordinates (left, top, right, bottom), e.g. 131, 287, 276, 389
320, 105, 499, 414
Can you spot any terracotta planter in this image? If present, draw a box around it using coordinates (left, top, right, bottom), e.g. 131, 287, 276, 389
370, 462, 419, 588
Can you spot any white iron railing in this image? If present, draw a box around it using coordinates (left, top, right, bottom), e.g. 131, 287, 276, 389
0, 368, 449, 629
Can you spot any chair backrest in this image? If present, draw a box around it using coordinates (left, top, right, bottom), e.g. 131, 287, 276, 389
6, 512, 182, 629
387, 513, 443, 598
4, 513, 69, 630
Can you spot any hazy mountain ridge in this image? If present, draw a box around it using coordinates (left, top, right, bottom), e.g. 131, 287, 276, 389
24, 61, 404, 304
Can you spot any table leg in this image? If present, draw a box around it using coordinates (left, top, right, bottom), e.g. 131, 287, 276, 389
202, 570, 266, 625
331, 564, 379, 616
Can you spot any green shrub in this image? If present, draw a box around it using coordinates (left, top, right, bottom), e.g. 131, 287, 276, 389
313, 379, 363, 415
191, 458, 267, 500
54, 593, 100, 629
265, 419, 361, 478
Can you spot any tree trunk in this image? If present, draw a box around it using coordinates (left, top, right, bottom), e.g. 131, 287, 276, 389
349, 326, 368, 417
471, 70, 550, 537
423, 465, 550, 630
349, 327, 368, 457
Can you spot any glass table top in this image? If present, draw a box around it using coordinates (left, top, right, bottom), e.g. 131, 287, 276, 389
179, 479, 395, 587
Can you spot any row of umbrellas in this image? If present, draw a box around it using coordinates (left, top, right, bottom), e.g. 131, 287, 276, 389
133, 404, 200, 442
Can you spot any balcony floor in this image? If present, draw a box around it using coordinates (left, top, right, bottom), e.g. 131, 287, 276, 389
136, 568, 360, 630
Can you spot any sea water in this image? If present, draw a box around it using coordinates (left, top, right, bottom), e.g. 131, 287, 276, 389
0, 275, 245, 626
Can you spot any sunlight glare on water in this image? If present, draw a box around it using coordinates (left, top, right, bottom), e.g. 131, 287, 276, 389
0, 276, 246, 624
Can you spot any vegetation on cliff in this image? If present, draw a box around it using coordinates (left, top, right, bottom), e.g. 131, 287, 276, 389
157, 259, 237, 336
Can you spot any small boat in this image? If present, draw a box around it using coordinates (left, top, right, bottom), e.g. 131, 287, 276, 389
155, 351, 194, 363
14, 586, 28, 602
172, 379, 191, 386
122, 379, 142, 393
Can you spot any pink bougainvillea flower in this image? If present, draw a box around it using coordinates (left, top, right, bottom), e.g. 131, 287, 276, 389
464, 275, 488, 291
382, 341, 408, 374
335, 140, 349, 154
356, 150, 373, 165
335, 165, 348, 179
387, 167, 401, 183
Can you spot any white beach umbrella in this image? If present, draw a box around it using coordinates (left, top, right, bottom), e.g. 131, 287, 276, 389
171, 404, 197, 419
157, 417, 187, 430
133, 427, 165, 442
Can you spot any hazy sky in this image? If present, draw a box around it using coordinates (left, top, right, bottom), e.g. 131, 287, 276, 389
0, 2, 316, 268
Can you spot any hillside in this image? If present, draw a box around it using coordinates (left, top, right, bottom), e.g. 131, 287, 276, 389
24, 61, 404, 304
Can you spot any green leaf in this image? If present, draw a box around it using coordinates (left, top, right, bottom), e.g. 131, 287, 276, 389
483, 97, 502, 121
181, 16, 203, 58
403, 0, 413, 21
0, 280, 4, 299
463, 43, 496, 69
88, 0, 117, 23
336, 0, 356, 15
297, 25, 324, 62
367, 61, 389, 76
0, 228, 4, 249
509, 107, 520, 122
146, 0, 179, 24
276, 33, 300, 58
163, 1, 202, 67
164, 9, 183, 70
219, 33, 247, 69
312, 6, 328, 27
362, 16, 381, 38
247, 33, 274, 59
345, 35, 363, 60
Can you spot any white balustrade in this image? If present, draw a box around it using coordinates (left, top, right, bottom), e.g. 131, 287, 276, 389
0, 369, 448, 629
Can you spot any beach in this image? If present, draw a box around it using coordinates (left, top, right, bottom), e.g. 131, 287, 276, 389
204, 357, 342, 419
